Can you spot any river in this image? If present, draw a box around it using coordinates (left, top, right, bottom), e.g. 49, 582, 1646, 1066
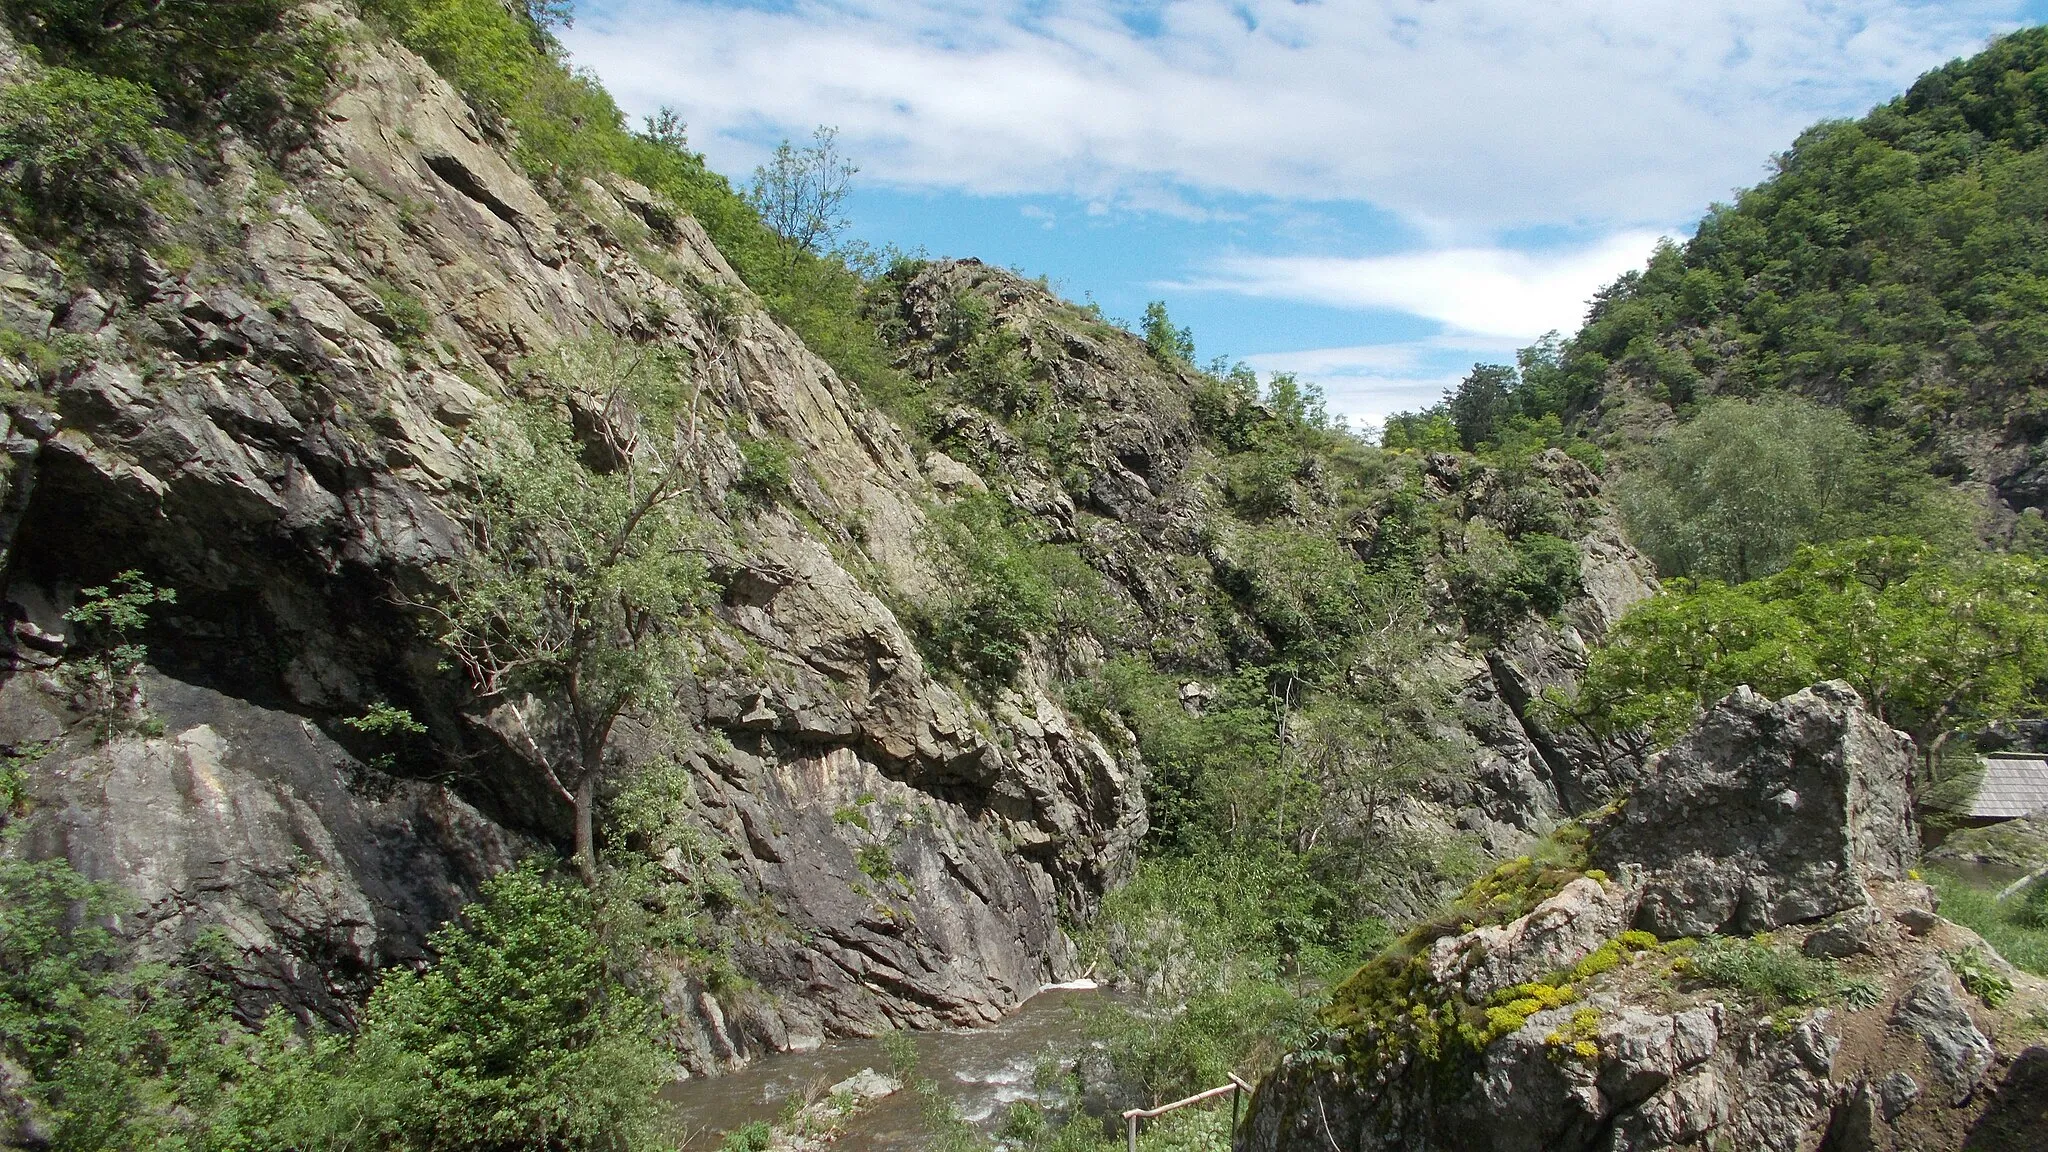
664, 987, 1110, 1150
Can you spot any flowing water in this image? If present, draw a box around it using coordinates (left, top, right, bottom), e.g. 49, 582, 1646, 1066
664, 987, 1111, 1150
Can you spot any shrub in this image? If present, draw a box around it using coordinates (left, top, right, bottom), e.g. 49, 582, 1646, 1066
0, 855, 232, 1149
720, 1120, 773, 1152
0, 68, 169, 230
920, 496, 1056, 685
1447, 529, 1581, 637
733, 437, 795, 510
339, 865, 667, 1139
61, 570, 176, 739
1, 0, 339, 147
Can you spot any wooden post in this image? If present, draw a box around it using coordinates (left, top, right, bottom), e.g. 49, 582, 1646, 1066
1126, 1112, 1138, 1152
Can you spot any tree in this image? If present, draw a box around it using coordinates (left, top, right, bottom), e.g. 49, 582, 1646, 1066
748, 125, 856, 262
1294, 696, 1446, 859
1446, 363, 1516, 451
1141, 300, 1196, 367
0, 68, 169, 230
1616, 394, 1962, 583
424, 339, 708, 885
62, 569, 176, 738
1558, 537, 2048, 773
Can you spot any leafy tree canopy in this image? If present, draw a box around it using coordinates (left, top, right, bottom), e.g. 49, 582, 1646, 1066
1556, 537, 2048, 767
1617, 394, 1968, 582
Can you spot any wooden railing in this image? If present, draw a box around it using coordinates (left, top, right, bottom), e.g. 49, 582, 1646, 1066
1120, 1073, 1254, 1152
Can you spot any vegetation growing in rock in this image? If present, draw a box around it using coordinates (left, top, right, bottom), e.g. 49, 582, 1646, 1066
0, 853, 683, 1151
419, 342, 712, 884
61, 571, 176, 740
1556, 537, 2048, 767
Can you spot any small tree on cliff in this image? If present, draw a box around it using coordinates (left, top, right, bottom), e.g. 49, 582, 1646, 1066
424, 339, 708, 885
749, 125, 856, 263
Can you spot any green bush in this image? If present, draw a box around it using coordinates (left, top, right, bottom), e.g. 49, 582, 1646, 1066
733, 437, 795, 510
919, 495, 1057, 685
0, 67, 170, 230
0, 855, 236, 1150
719, 1120, 773, 1152
215, 862, 676, 1152
1, 0, 338, 146
1447, 530, 1581, 637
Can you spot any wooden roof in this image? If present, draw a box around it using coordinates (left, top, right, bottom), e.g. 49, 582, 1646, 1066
1970, 755, 2048, 819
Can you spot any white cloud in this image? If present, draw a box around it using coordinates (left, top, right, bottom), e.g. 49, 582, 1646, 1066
1185, 231, 1667, 340
564, 0, 2021, 233
1237, 343, 1465, 430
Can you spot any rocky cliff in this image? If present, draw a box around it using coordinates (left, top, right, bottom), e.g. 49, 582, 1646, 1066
0, 4, 1654, 1077
1240, 683, 2048, 1151
0, 10, 1148, 1066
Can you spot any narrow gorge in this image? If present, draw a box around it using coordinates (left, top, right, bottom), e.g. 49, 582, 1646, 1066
0, 3, 2046, 1151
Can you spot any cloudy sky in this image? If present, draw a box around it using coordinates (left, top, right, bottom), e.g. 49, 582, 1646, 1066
564, 0, 2048, 427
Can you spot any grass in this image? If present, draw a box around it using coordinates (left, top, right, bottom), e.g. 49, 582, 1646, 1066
1686, 935, 1837, 1006
1926, 866, 2048, 976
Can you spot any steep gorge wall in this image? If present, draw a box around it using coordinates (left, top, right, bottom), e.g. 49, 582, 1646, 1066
0, 16, 1140, 1067
0, 8, 1655, 1071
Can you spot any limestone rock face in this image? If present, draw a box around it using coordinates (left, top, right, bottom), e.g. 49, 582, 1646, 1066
1597, 680, 1915, 938
1240, 683, 2048, 1152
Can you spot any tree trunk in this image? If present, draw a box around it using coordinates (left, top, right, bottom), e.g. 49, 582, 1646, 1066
573, 771, 597, 886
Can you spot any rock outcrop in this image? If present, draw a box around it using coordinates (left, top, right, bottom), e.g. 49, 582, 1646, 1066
1241, 684, 2048, 1152
1597, 681, 1916, 938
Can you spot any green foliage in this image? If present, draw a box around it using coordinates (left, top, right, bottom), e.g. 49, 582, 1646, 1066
1686, 935, 1837, 1007
210, 862, 677, 1152
1091, 975, 1310, 1108
0, 328, 92, 384
1926, 867, 2048, 975
353, 863, 669, 1149
1560, 537, 2048, 759
919, 495, 1057, 685
1446, 530, 1582, 637
1616, 395, 1964, 583
1141, 301, 1195, 368
1946, 945, 2015, 1008
0, 0, 339, 147
341, 702, 427, 738
423, 342, 711, 879
1190, 362, 1263, 451
368, 280, 436, 352
1379, 408, 1458, 452
0, 855, 234, 1149
732, 437, 795, 511
1383, 336, 1585, 453
719, 1120, 773, 1152
1565, 28, 2048, 439
62, 570, 176, 738
0, 67, 170, 231
748, 126, 855, 260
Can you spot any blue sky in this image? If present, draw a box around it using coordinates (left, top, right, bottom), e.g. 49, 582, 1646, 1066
564, 0, 2048, 428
